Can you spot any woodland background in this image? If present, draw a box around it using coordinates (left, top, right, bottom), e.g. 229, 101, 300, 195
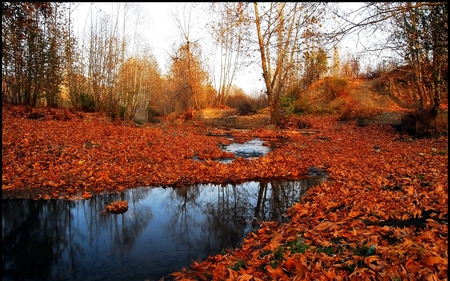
2, 2, 448, 129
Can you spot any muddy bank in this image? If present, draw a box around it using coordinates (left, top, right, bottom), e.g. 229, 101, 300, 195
200, 114, 271, 129
195, 109, 408, 130
194, 109, 270, 129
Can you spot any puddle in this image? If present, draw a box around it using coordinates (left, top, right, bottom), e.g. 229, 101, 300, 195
2, 177, 326, 281
220, 138, 272, 163
192, 138, 275, 163
224, 138, 271, 157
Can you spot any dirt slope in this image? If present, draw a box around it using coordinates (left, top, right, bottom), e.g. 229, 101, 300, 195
343, 78, 409, 111
301, 76, 410, 115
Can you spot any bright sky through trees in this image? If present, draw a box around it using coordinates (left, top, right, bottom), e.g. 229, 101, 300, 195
72, 2, 375, 95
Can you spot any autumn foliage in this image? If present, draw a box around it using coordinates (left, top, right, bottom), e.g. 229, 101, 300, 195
2, 103, 448, 280
105, 200, 129, 214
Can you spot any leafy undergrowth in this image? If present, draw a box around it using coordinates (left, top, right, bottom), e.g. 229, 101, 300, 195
2, 104, 448, 280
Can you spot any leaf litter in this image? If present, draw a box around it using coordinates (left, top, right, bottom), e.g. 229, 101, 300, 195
2, 104, 448, 280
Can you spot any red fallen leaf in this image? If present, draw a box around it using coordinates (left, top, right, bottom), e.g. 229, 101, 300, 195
82, 192, 92, 199
284, 257, 307, 278
265, 265, 287, 279
364, 255, 380, 266
237, 273, 254, 281
405, 258, 421, 273
324, 268, 337, 279
284, 258, 296, 271
105, 200, 128, 214
315, 221, 336, 231
420, 256, 447, 267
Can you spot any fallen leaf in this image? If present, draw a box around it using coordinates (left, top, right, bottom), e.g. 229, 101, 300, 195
315, 221, 335, 231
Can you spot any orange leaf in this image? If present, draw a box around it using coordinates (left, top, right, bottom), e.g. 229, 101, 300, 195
420, 256, 447, 267
315, 221, 335, 231
325, 268, 337, 279
284, 258, 296, 271
82, 192, 92, 199
265, 265, 286, 279
238, 274, 254, 281
364, 255, 380, 266
294, 260, 308, 278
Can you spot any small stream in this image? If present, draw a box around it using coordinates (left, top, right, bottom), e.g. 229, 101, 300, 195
2, 178, 326, 281
2, 139, 327, 281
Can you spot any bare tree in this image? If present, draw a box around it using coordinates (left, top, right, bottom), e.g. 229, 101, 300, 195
330, 2, 447, 136
116, 54, 162, 119
253, 2, 328, 124
340, 53, 361, 78
168, 4, 214, 112
208, 3, 250, 106
386, 2, 447, 112
331, 3, 447, 109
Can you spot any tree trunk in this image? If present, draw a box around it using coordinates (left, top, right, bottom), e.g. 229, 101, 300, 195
254, 3, 279, 125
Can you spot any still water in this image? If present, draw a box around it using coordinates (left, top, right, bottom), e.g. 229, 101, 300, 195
2, 177, 326, 281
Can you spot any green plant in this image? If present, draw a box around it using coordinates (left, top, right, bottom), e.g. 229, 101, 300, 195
317, 246, 335, 256
287, 238, 310, 254
77, 93, 95, 112
268, 247, 285, 269
354, 244, 376, 256
274, 247, 284, 261
230, 259, 245, 271
280, 96, 296, 115
118, 104, 127, 119
259, 249, 272, 258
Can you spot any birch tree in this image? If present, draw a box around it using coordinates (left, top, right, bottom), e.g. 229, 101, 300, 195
168, 4, 214, 112
208, 3, 250, 106
253, 2, 328, 124
116, 54, 162, 119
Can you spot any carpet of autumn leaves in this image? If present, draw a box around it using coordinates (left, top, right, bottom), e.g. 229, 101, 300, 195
2, 103, 448, 280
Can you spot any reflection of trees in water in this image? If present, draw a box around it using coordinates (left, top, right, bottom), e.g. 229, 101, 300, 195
2, 199, 76, 280
203, 183, 255, 251
2, 188, 155, 281
255, 178, 325, 223
164, 183, 254, 255
200, 177, 327, 252
164, 185, 203, 253
82, 189, 154, 255
2, 178, 326, 280
167, 181, 304, 255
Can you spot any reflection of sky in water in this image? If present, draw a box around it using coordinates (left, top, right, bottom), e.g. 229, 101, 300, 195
224, 138, 271, 157
192, 138, 274, 163
2, 178, 326, 281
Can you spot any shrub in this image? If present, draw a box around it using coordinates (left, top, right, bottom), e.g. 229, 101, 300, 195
280, 96, 296, 116
76, 93, 95, 112
118, 104, 127, 119
293, 97, 312, 114
237, 101, 257, 115
323, 77, 348, 100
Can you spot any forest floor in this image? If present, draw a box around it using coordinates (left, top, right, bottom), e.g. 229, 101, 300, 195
2, 99, 448, 280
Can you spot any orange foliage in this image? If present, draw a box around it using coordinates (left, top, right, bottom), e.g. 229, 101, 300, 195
105, 200, 128, 214
1, 104, 448, 280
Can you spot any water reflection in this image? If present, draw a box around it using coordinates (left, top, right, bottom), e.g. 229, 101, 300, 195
2, 177, 326, 281
222, 138, 272, 160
